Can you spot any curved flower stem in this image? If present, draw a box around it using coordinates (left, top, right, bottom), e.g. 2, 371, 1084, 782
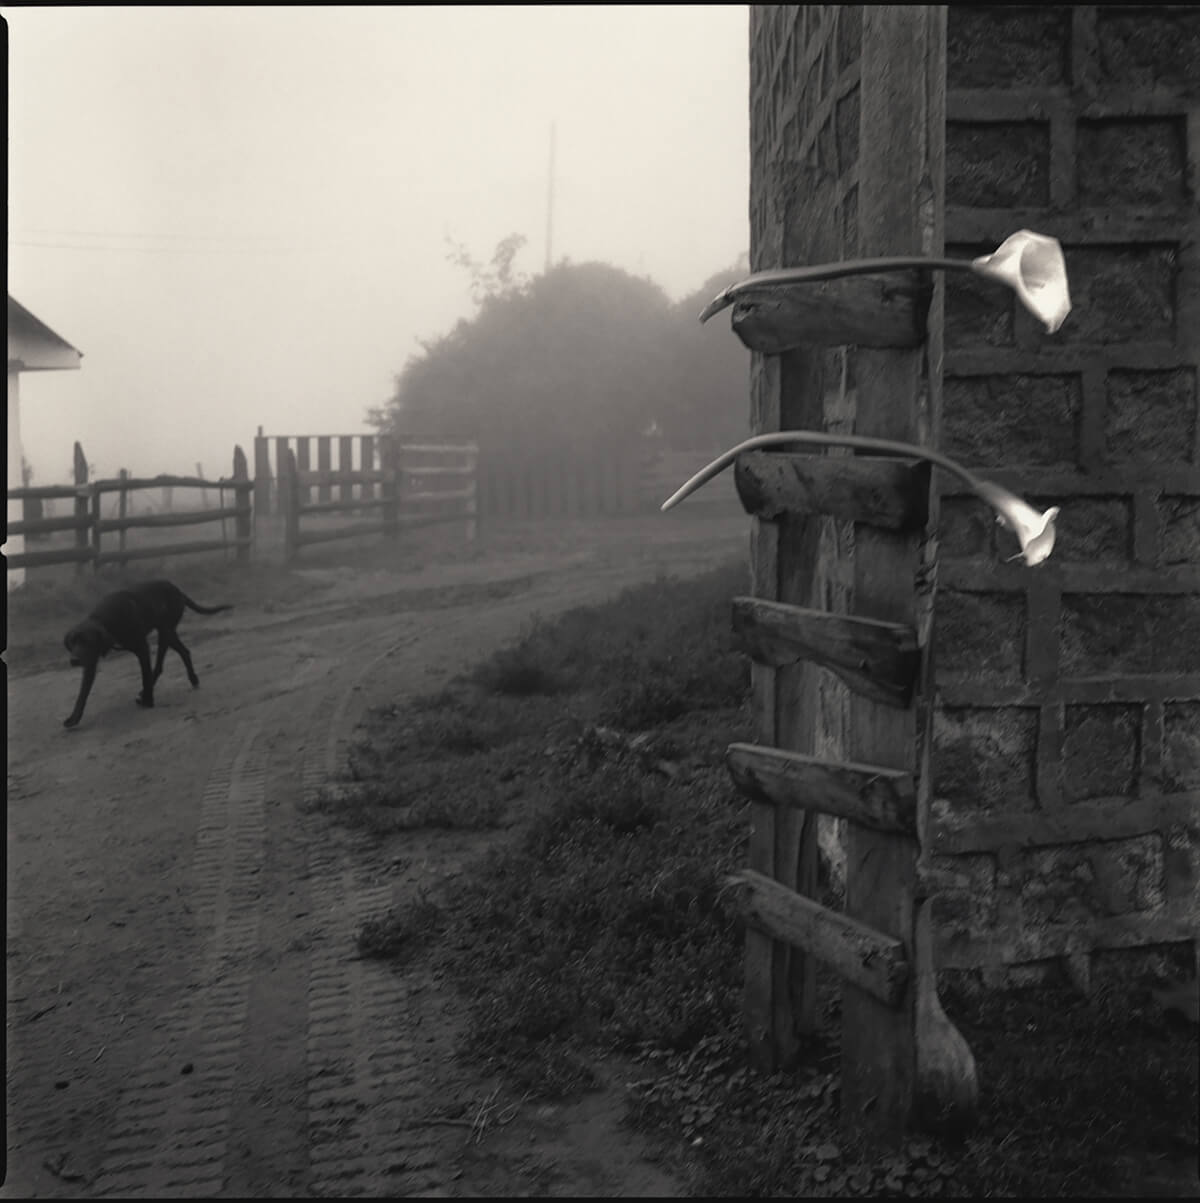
698, 257, 979, 323
659, 431, 991, 512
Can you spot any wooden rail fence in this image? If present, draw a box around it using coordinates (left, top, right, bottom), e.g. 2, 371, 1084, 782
278, 436, 478, 563
6, 443, 253, 575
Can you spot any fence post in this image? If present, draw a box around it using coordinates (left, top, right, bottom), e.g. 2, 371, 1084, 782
465, 446, 478, 542
339, 436, 354, 508
233, 444, 251, 564
839, 7, 946, 1144
317, 436, 331, 504
117, 469, 129, 567
381, 438, 400, 539
73, 442, 90, 575
359, 435, 376, 513
283, 448, 300, 564
90, 477, 103, 572
254, 426, 272, 518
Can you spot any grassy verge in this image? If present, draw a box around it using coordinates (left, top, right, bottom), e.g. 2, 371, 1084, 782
339, 556, 1198, 1197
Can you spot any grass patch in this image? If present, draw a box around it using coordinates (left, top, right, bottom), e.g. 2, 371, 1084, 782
341, 556, 1198, 1196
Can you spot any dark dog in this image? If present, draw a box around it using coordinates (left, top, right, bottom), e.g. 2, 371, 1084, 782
63, 579, 232, 729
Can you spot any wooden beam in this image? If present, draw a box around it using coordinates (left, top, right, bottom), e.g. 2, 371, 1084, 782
728, 869, 910, 1008
842, 5, 947, 1145
727, 743, 917, 836
732, 596, 919, 708
734, 451, 930, 531
729, 271, 931, 352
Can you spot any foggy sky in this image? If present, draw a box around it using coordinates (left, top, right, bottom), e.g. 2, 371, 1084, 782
6, 5, 750, 484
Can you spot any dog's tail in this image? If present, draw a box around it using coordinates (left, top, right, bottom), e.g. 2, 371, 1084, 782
180, 592, 234, 616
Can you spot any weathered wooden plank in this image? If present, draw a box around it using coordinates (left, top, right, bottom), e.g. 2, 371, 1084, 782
298, 496, 390, 517
734, 451, 930, 531
841, 5, 946, 1145
7, 545, 95, 570
729, 272, 931, 352
93, 536, 249, 565
296, 521, 390, 547
729, 869, 910, 1007
7, 514, 89, 537
732, 596, 919, 708
96, 506, 243, 532
727, 743, 918, 836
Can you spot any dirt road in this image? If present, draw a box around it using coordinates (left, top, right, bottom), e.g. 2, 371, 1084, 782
5, 516, 745, 1197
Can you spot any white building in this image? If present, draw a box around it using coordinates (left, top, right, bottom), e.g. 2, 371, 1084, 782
7, 296, 83, 590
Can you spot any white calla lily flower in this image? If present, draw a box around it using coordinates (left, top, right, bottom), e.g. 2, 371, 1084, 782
660, 432, 1060, 568
697, 230, 1071, 335
969, 229, 1071, 335
971, 481, 1060, 566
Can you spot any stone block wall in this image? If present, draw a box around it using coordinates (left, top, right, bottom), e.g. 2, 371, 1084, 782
935, 4, 1199, 981
747, 5, 1198, 982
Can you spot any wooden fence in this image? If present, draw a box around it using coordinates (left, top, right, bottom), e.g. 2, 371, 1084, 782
720, 8, 973, 1145
278, 437, 478, 563
6, 443, 253, 575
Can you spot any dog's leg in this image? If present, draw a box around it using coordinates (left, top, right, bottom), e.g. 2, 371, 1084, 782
162, 630, 201, 688
132, 639, 157, 708
152, 632, 171, 683
63, 661, 98, 728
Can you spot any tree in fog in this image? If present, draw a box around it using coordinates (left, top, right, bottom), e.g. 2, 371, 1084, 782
662, 258, 752, 451
369, 238, 752, 456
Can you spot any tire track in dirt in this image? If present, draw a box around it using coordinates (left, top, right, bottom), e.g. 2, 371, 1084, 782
90, 724, 266, 1198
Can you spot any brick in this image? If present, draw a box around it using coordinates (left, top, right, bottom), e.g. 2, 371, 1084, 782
933, 706, 1040, 813
1060, 246, 1177, 344
937, 589, 1025, 678
1105, 369, 1197, 466
1008, 837, 1164, 926
1028, 495, 1131, 562
1159, 495, 1200, 565
944, 373, 1081, 468
946, 122, 1050, 208
1077, 118, 1187, 207
944, 255, 1015, 347
930, 853, 998, 930
947, 5, 1070, 88
1163, 701, 1200, 791
939, 496, 994, 559
1061, 593, 1200, 675
1061, 704, 1141, 802
1096, 7, 1200, 91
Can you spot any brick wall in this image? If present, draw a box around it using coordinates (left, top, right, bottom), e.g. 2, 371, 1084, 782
936, 4, 1199, 982
747, 5, 1199, 984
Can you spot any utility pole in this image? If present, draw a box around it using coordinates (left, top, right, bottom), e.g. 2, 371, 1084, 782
544, 120, 556, 272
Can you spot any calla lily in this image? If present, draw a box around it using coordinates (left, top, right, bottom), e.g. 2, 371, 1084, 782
969, 229, 1071, 335
660, 431, 1059, 567
972, 480, 1060, 566
698, 230, 1071, 335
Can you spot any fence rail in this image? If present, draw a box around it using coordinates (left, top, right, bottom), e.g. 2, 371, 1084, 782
277, 436, 478, 563
5, 443, 253, 575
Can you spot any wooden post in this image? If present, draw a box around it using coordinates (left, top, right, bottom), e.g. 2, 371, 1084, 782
283, 448, 300, 564
317, 435, 331, 504
254, 426, 272, 518
381, 439, 399, 539
295, 439, 311, 507
117, 469, 129, 567
840, 6, 945, 1144
339, 436, 354, 508
90, 477, 103, 572
465, 447, 478, 542
73, 442, 90, 575
359, 435, 376, 511
233, 444, 251, 564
